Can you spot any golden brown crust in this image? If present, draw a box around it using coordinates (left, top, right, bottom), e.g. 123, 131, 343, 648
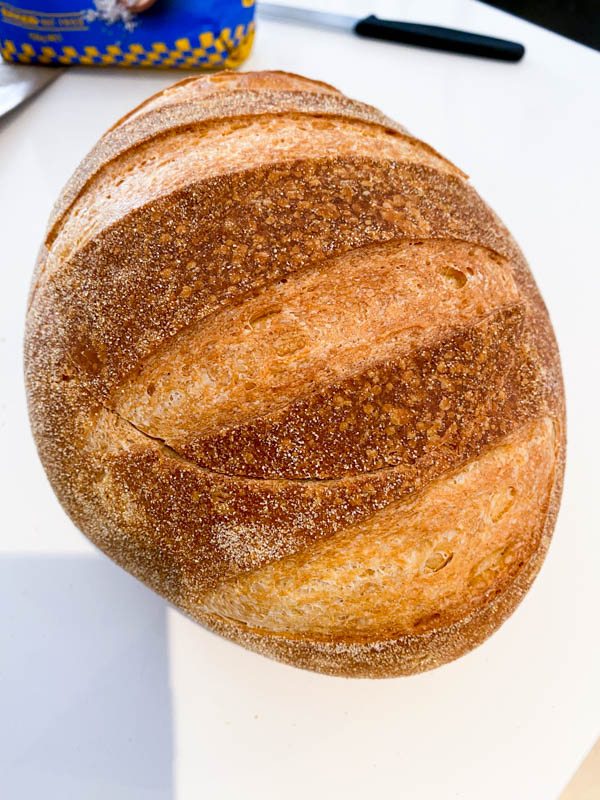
108, 70, 345, 133
201, 417, 556, 639
171, 305, 544, 478
116, 240, 518, 447
25, 72, 566, 678
50, 157, 516, 401
40, 116, 463, 302
46, 91, 410, 242
189, 520, 556, 677
106, 70, 344, 134
46, 72, 462, 242
25, 278, 558, 601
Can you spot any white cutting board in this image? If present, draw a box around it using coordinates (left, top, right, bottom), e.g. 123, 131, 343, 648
1, 2, 599, 798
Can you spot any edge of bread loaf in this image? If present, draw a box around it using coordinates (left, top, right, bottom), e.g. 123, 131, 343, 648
24, 72, 566, 678
180, 500, 561, 677
43, 71, 464, 243
178, 213, 565, 677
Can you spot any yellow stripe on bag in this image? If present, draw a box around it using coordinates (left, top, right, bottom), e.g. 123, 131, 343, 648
0, 23, 254, 69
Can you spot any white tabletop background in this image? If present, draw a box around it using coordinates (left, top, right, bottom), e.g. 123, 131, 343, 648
1, 1, 599, 798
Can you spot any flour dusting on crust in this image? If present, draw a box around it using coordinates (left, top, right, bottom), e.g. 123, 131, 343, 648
84, 0, 137, 32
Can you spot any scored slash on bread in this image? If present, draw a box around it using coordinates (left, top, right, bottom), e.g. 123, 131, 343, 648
25, 71, 565, 677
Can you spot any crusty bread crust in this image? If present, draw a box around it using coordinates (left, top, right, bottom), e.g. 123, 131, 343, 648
45, 157, 520, 402
25, 72, 565, 677
116, 240, 518, 443
43, 71, 462, 248
191, 517, 558, 678
202, 418, 556, 640
171, 305, 542, 479
41, 118, 463, 303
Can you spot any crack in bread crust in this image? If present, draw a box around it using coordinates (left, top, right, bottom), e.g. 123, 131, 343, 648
26, 280, 555, 598
43, 307, 545, 494
198, 416, 556, 638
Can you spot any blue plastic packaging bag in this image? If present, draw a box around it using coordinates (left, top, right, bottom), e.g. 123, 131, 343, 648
0, 0, 255, 69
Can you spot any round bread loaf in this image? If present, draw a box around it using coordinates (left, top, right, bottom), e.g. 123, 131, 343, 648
25, 71, 565, 678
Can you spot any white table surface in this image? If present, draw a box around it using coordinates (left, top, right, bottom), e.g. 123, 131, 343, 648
1, 2, 599, 798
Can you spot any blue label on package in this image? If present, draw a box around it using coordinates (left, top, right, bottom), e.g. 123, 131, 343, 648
0, 0, 255, 69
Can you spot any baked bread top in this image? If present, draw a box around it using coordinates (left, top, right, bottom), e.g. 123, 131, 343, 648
25, 71, 565, 677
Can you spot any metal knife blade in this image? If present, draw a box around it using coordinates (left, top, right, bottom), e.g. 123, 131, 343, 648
0, 63, 64, 120
256, 3, 356, 32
